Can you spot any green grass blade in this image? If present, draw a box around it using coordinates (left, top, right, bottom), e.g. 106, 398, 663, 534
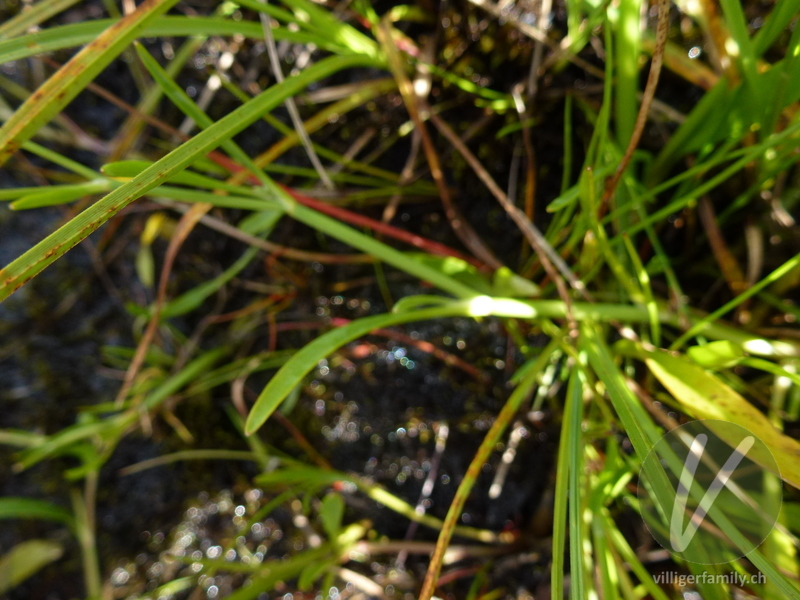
0, 16, 356, 64
245, 303, 480, 434
139, 348, 227, 411
0, 0, 81, 39
0, 0, 181, 167
186, 352, 292, 395
10, 180, 111, 210
252, 0, 380, 60
671, 252, 800, 349
0, 53, 371, 302
102, 160, 258, 196
14, 422, 108, 472
0, 430, 47, 448
752, 0, 800, 57
160, 246, 260, 318
648, 82, 731, 183
20, 141, 103, 180
551, 360, 571, 600
566, 368, 587, 599
579, 323, 673, 515
0, 497, 74, 529
718, 0, 762, 123
279, 197, 479, 299
613, 0, 642, 148
418, 353, 548, 600
601, 511, 672, 600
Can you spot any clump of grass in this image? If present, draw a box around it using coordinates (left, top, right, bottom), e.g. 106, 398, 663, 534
1, 0, 800, 598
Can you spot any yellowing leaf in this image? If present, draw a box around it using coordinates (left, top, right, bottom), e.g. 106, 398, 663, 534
644, 350, 800, 490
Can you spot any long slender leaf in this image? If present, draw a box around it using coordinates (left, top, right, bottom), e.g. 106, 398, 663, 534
566, 369, 587, 600
0, 17, 354, 65
0, 497, 74, 528
133, 42, 478, 300
0, 54, 371, 302
245, 303, 477, 434
0, 0, 82, 39
550, 348, 578, 600
419, 348, 554, 600
0, 0, 181, 167
752, 0, 800, 56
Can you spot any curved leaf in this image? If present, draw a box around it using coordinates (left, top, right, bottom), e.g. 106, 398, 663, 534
0, 540, 63, 594
245, 303, 477, 434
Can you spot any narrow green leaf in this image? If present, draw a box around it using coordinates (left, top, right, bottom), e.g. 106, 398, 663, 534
0, 17, 355, 67
0, 0, 181, 167
0, 0, 81, 39
140, 348, 226, 411
320, 492, 345, 538
718, 0, 762, 124
236, 0, 380, 60
551, 358, 572, 600
0, 430, 47, 448
0, 540, 63, 594
11, 181, 111, 210
186, 352, 292, 395
298, 559, 334, 591
281, 199, 480, 299
160, 246, 260, 318
566, 369, 587, 599
257, 467, 353, 488
613, 0, 642, 147
601, 511, 673, 600
245, 303, 478, 434
671, 252, 800, 349
15, 422, 108, 471
102, 160, 257, 196
0, 497, 74, 528
752, 0, 800, 56
0, 54, 371, 302
579, 323, 672, 512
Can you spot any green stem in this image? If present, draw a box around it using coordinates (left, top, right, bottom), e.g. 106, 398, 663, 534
418, 346, 556, 600
71, 478, 101, 600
